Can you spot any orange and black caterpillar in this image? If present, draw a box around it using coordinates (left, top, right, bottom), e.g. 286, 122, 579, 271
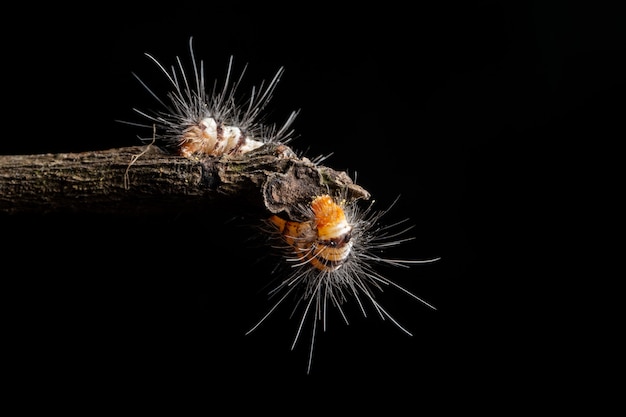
269, 195, 354, 272
248, 194, 439, 373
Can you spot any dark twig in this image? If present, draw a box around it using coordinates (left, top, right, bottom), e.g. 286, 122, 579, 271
0, 143, 370, 220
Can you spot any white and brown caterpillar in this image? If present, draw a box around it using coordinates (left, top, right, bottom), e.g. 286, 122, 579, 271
122, 37, 298, 158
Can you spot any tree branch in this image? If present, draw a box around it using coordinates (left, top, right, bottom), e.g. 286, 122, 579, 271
0, 143, 370, 220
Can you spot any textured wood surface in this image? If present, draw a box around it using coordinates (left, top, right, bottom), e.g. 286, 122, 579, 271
0, 143, 370, 220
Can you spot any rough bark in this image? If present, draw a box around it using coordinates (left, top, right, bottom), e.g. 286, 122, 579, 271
0, 143, 370, 221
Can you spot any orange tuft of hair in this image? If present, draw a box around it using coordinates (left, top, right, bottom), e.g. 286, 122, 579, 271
311, 195, 346, 230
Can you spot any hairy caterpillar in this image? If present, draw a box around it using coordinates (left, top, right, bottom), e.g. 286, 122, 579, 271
120, 37, 439, 373
248, 193, 440, 373
120, 37, 298, 158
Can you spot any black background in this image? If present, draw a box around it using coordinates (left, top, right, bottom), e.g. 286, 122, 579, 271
3, 1, 623, 412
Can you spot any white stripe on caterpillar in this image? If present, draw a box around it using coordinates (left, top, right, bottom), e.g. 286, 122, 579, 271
249, 193, 440, 373
121, 37, 299, 158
